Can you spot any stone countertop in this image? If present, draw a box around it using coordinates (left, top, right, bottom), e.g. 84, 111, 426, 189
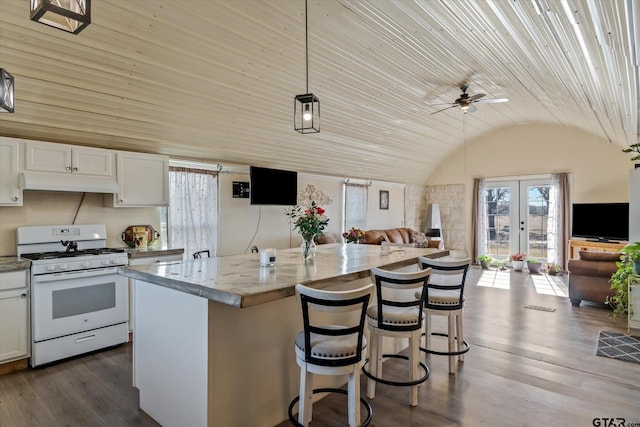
123, 247, 185, 259
118, 243, 448, 308
0, 256, 31, 272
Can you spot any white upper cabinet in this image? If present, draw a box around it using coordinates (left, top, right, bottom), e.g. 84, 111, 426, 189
111, 151, 169, 207
0, 137, 23, 206
24, 141, 114, 177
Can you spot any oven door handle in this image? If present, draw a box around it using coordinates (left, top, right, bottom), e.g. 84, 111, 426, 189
34, 267, 121, 283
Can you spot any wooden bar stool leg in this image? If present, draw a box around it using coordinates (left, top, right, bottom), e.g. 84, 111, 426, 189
367, 331, 380, 399
348, 366, 360, 427
457, 313, 464, 363
298, 368, 313, 426
410, 330, 420, 406
448, 313, 456, 374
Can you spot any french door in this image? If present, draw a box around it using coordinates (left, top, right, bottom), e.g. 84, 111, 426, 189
484, 178, 552, 261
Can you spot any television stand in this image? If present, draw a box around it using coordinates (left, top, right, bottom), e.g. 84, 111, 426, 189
569, 239, 627, 259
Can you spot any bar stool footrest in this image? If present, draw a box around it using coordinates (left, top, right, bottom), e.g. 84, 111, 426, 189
287, 387, 373, 427
420, 332, 470, 356
362, 354, 430, 387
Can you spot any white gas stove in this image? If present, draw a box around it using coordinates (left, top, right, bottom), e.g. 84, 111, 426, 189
17, 224, 129, 367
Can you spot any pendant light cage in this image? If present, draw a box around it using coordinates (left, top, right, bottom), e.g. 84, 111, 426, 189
294, 94, 320, 133
294, 0, 320, 134
0, 68, 15, 113
30, 0, 91, 34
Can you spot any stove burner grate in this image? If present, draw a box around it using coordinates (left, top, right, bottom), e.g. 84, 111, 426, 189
21, 248, 126, 261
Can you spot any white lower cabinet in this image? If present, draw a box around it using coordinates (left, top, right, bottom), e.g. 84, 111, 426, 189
127, 252, 184, 331
0, 270, 30, 363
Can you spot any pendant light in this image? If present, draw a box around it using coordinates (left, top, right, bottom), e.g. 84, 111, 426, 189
0, 68, 15, 113
294, 0, 320, 133
30, 0, 91, 35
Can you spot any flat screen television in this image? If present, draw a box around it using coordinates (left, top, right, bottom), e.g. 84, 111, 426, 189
249, 166, 297, 206
571, 202, 629, 242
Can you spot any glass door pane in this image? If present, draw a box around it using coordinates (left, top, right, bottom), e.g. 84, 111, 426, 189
485, 181, 518, 261
520, 180, 551, 260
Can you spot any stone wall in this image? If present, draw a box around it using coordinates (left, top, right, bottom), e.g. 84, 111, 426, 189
404, 183, 427, 232
425, 184, 465, 252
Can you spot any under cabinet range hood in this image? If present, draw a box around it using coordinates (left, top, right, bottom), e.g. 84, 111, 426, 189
20, 171, 119, 193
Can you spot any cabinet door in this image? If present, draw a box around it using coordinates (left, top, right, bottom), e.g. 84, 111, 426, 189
0, 138, 22, 206
73, 146, 115, 177
0, 288, 29, 363
24, 141, 72, 173
114, 152, 169, 207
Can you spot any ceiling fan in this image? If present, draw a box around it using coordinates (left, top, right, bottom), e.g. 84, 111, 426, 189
429, 85, 509, 115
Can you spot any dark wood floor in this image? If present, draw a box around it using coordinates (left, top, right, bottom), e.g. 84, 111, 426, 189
1, 266, 639, 427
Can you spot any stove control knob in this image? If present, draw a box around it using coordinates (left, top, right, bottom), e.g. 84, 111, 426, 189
46, 264, 57, 272
60, 263, 69, 270
81, 261, 91, 268
112, 258, 124, 265
101, 259, 110, 266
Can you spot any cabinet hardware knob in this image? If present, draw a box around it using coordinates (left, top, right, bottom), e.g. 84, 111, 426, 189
73, 167, 78, 172
12, 196, 18, 201
20, 293, 27, 298
66, 166, 72, 171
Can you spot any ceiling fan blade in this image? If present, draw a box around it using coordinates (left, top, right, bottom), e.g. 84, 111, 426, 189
468, 93, 485, 101
475, 97, 509, 104
430, 105, 457, 115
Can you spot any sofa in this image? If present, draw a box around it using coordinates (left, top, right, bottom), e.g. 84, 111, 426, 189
567, 251, 621, 306
361, 227, 443, 249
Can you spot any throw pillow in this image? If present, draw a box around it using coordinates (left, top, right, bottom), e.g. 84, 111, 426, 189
412, 231, 429, 248
579, 250, 621, 262
428, 240, 441, 249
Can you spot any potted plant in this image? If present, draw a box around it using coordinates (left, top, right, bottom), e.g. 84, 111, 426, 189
607, 242, 640, 318
547, 263, 563, 276
527, 257, 543, 274
510, 252, 526, 271
622, 142, 640, 162
342, 227, 365, 243
478, 255, 492, 269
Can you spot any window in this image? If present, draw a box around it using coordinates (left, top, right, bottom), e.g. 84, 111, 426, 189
343, 183, 368, 231
164, 167, 218, 258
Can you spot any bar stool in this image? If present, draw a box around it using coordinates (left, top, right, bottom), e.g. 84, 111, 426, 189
288, 283, 374, 427
417, 257, 471, 374
362, 266, 431, 407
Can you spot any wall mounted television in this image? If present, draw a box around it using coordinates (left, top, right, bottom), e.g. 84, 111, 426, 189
249, 166, 297, 206
571, 202, 629, 242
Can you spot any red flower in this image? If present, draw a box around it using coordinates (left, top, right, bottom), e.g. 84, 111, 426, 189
316, 207, 325, 215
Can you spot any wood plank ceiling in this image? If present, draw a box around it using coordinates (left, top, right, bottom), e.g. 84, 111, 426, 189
0, 0, 638, 184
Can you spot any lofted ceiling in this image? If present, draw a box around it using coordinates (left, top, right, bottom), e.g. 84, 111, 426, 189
0, 0, 638, 185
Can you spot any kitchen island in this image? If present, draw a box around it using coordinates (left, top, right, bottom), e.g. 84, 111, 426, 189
118, 243, 448, 427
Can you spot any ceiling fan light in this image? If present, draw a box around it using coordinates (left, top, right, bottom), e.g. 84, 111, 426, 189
30, 0, 91, 34
461, 104, 470, 112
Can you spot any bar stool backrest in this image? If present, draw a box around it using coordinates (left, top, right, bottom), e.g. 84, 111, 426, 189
418, 257, 471, 311
296, 283, 373, 368
369, 266, 432, 332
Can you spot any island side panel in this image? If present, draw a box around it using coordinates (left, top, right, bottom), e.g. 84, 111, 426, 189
134, 280, 208, 426
207, 292, 352, 426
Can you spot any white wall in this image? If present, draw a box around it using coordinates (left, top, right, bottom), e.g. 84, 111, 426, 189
427, 123, 632, 256
0, 191, 162, 256
631, 168, 640, 243
216, 171, 405, 256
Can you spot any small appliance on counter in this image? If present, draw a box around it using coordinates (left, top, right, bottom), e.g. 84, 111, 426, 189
121, 225, 160, 248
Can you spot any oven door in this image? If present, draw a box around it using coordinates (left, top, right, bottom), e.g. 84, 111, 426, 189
31, 267, 128, 342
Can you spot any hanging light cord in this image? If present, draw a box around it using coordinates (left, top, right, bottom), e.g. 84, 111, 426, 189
305, 0, 309, 94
